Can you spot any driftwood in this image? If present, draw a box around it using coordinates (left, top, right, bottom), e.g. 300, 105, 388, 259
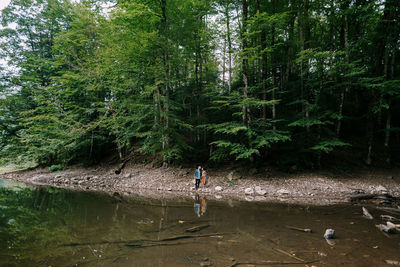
362, 207, 374, 219
272, 248, 305, 262
349, 193, 393, 202
125, 241, 189, 248
349, 193, 400, 206
231, 260, 319, 267
381, 215, 399, 222
62, 232, 229, 247
62, 240, 128, 247
286, 226, 312, 233
376, 207, 400, 215
185, 224, 210, 233
349, 194, 376, 201
115, 157, 132, 174
145, 232, 226, 242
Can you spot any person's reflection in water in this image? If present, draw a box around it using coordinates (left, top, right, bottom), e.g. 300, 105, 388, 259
201, 196, 207, 216
194, 195, 207, 217
194, 195, 201, 217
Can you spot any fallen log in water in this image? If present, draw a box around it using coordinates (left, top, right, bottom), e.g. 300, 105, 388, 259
148, 232, 226, 242
349, 193, 400, 201
349, 193, 400, 205
62, 232, 231, 247
230, 260, 319, 266
125, 241, 189, 248
185, 224, 210, 233
377, 207, 400, 215
286, 226, 312, 233
272, 248, 305, 262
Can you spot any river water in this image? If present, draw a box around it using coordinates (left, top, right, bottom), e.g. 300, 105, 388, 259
0, 178, 399, 267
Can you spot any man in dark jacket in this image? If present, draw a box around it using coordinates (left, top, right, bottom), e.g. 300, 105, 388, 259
194, 165, 201, 189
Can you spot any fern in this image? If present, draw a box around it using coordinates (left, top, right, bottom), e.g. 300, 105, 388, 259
311, 139, 351, 153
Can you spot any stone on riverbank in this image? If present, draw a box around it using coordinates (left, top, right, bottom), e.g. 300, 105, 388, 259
255, 186, 267, 196
277, 189, 290, 195
245, 188, 254, 195
376, 185, 388, 194
215, 186, 223, 192
227, 171, 241, 181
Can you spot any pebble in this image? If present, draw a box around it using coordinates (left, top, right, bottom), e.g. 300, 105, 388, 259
376, 185, 388, 193
255, 186, 267, 196
324, 229, 335, 239
245, 188, 254, 195
277, 189, 290, 195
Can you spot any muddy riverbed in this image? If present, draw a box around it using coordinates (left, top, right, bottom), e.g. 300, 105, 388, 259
1, 177, 400, 267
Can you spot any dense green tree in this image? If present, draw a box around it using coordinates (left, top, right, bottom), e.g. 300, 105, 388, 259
0, 0, 399, 169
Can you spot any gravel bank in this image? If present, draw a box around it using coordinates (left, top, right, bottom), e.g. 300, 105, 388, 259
2, 164, 400, 205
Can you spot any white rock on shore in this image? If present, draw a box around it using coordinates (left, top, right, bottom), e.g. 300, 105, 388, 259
245, 188, 254, 195
255, 186, 267, 196
376, 185, 388, 194
215, 186, 223, 192
277, 189, 290, 195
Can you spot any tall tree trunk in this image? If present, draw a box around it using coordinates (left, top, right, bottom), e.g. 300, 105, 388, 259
271, 17, 277, 130
298, 0, 310, 131
336, 0, 350, 137
298, 8, 305, 118
366, 0, 398, 165
222, 36, 226, 87
283, 11, 295, 91
384, 40, 397, 164
241, 0, 250, 126
161, 0, 169, 162
225, 2, 232, 93
256, 0, 268, 121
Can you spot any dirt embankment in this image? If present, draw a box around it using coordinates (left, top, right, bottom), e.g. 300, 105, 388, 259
2, 164, 400, 205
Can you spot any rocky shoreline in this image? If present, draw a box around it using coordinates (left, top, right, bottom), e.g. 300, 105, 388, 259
2, 164, 400, 205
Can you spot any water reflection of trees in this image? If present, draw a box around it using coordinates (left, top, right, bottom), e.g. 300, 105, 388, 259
0, 187, 72, 265
0, 188, 213, 266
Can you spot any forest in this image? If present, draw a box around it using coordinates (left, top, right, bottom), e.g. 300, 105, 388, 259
0, 0, 399, 169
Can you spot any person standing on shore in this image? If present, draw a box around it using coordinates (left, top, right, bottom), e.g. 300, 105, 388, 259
201, 167, 208, 186
194, 165, 201, 190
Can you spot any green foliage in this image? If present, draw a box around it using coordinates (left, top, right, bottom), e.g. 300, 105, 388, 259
0, 0, 399, 168
0, 187, 71, 264
311, 139, 351, 153
49, 164, 63, 172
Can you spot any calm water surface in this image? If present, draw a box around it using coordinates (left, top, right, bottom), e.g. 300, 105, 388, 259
0, 178, 399, 267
